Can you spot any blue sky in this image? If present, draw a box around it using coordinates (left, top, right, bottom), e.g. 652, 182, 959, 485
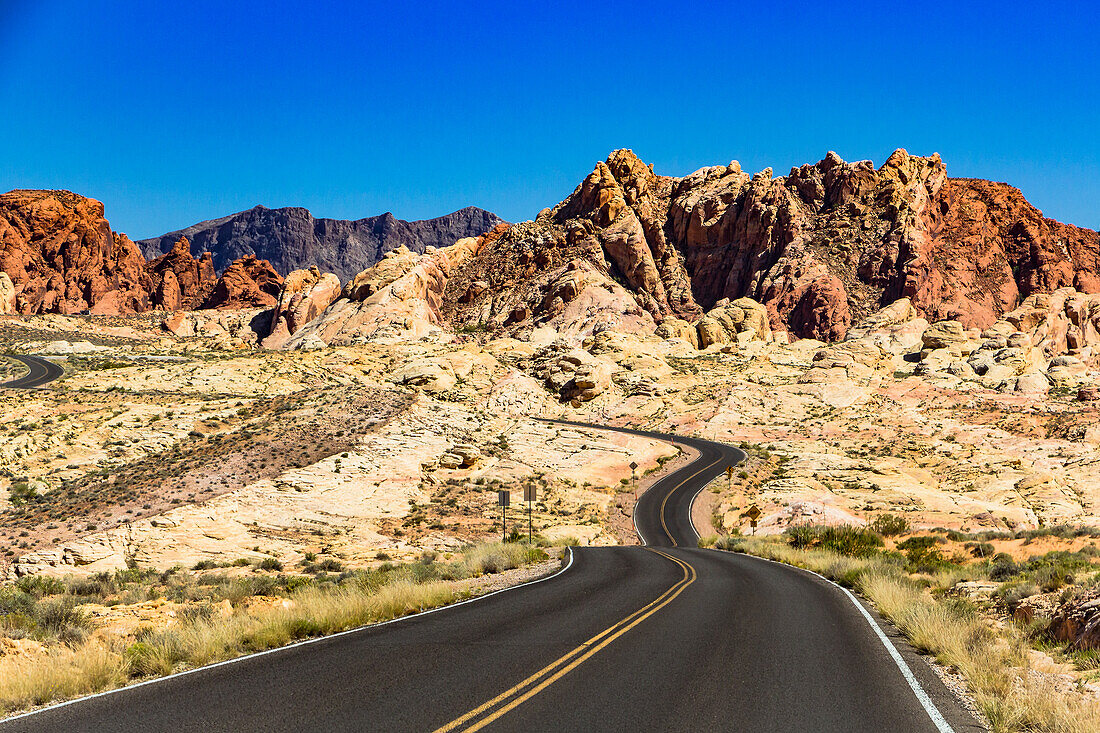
1, 1, 1097, 239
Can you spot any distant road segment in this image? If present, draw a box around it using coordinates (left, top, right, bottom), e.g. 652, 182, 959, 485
0, 355, 64, 389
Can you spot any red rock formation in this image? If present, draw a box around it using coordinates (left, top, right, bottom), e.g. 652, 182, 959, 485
0, 190, 153, 314
204, 255, 283, 309
147, 237, 217, 311
0, 189, 290, 315
259, 266, 341, 348
443, 150, 1100, 341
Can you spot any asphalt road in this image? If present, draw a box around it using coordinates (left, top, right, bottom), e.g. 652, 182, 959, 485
0, 355, 64, 389
1, 423, 981, 732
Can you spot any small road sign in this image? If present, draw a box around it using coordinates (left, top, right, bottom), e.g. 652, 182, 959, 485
629, 461, 638, 470
523, 486, 536, 542
726, 465, 734, 477
744, 505, 762, 521
498, 490, 510, 541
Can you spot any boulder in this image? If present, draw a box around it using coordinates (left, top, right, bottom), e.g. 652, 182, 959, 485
1078, 386, 1100, 401
533, 340, 613, 403
921, 320, 969, 351
204, 256, 283, 309
392, 358, 457, 392
260, 266, 341, 349
694, 298, 772, 348
1014, 372, 1050, 394
0, 272, 15, 314
1048, 589, 1100, 650
656, 317, 700, 348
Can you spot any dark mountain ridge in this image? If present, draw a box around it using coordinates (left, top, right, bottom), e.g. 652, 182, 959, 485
139, 205, 504, 283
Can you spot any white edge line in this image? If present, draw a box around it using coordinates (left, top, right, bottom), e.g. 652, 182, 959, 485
736, 552, 955, 733
631, 490, 648, 546
1, 548, 576, 725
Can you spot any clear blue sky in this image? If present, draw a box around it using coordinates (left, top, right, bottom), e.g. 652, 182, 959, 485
1, 1, 1097, 239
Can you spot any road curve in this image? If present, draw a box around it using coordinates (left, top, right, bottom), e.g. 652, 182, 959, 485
536, 418, 745, 547
0, 355, 64, 389
0, 422, 981, 732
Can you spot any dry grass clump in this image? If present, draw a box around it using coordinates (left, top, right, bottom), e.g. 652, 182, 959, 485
459, 541, 547, 575
725, 537, 1100, 732
0, 541, 552, 716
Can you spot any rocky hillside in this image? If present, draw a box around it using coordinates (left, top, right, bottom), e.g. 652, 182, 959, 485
0, 190, 283, 315
138, 205, 504, 283
437, 149, 1099, 342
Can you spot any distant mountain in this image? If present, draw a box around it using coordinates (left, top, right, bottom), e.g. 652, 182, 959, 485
138, 206, 505, 283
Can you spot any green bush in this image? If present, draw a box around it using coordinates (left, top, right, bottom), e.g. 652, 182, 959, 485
784, 525, 884, 557
896, 536, 953, 572
714, 536, 745, 551
964, 541, 995, 558
869, 513, 910, 537
989, 553, 1019, 580
303, 558, 345, 574
34, 597, 90, 643
258, 558, 283, 572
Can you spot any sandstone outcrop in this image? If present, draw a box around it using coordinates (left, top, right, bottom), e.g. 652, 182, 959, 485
259, 266, 341, 349
436, 150, 1100, 343
0, 190, 154, 314
146, 237, 217, 311
283, 226, 509, 348
846, 298, 928, 354
203, 255, 283, 309
0, 272, 15, 314
0, 190, 296, 317
161, 309, 270, 347
903, 288, 1100, 392
139, 204, 503, 283
1048, 589, 1100, 650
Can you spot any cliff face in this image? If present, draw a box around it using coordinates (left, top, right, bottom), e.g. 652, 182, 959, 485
0, 190, 154, 315
138, 205, 505, 283
147, 237, 217, 311
0, 190, 288, 315
441, 150, 1100, 341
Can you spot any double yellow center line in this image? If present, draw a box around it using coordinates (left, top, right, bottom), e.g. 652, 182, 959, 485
658, 457, 723, 546
431, 550, 697, 733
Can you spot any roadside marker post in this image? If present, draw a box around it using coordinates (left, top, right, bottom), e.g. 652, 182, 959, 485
498, 490, 510, 541
744, 504, 762, 536
726, 464, 734, 492
629, 461, 638, 500
523, 485, 536, 543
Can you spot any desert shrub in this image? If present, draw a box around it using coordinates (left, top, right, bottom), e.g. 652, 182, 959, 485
964, 541, 995, 558
302, 558, 345, 575
258, 558, 283, 572
15, 576, 64, 598
995, 581, 1040, 611
896, 536, 954, 572
0, 587, 36, 621
989, 553, 1020, 581
785, 525, 817, 549
35, 597, 90, 643
784, 525, 883, 557
714, 535, 745, 552
869, 513, 910, 537
66, 573, 117, 599
1033, 564, 1075, 593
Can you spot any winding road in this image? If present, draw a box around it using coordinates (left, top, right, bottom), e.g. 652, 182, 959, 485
0, 420, 982, 732
0, 355, 64, 389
